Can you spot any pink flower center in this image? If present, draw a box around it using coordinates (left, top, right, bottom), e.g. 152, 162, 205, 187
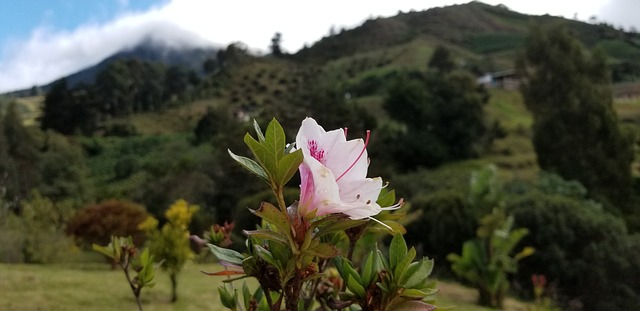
308, 140, 325, 163
336, 130, 370, 182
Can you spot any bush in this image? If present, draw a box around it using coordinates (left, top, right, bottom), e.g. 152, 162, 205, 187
0, 192, 78, 263
507, 192, 640, 310
66, 199, 150, 247
405, 190, 475, 274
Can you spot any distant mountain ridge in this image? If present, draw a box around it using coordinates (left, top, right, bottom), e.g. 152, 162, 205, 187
5, 35, 219, 97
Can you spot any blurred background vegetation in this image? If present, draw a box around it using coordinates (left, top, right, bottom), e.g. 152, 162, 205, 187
2, 2, 640, 310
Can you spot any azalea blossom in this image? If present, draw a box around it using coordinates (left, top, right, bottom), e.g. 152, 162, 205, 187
295, 117, 399, 220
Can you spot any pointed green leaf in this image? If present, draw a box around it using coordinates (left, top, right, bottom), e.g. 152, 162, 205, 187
377, 189, 396, 207
394, 247, 417, 279
360, 250, 379, 287
264, 118, 286, 161
276, 149, 303, 186
315, 218, 367, 237
243, 229, 288, 245
208, 243, 245, 265
400, 288, 430, 299
242, 282, 252, 310
400, 258, 434, 289
218, 286, 237, 309
228, 149, 268, 181
253, 119, 265, 142
346, 274, 366, 298
389, 233, 408, 270
254, 245, 280, 270
244, 134, 277, 178
250, 202, 290, 237
92, 244, 116, 260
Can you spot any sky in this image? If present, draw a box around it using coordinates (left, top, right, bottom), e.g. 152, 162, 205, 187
0, 0, 637, 93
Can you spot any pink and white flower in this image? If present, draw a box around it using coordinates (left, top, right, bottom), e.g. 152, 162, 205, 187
296, 117, 398, 220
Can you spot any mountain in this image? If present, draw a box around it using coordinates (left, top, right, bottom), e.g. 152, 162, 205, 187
294, 1, 640, 80
6, 36, 219, 97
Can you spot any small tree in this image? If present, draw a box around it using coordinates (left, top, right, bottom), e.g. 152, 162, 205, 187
140, 199, 198, 302
270, 32, 283, 56
428, 45, 455, 73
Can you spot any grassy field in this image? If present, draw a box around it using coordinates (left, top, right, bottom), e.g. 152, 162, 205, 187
0, 262, 530, 311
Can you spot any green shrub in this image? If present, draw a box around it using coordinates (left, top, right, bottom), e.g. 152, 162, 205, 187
507, 192, 640, 310
405, 190, 475, 273
1, 192, 78, 263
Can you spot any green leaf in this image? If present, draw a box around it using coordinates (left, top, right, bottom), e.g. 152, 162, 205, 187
400, 288, 430, 299
377, 189, 396, 207
242, 282, 251, 310
303, 242, 339, 258
346, 274, 366, 298
389, 233, 408, 270
254, 245, 280, 270
250, 202, 291, 236
253, 119, 265, 142
243, 229, 288, 245
244, 134, 277, 178
360, 250, 379, 287
218, 286, 237, 309
276, 149, 303, 186
137, 248, 156, 288
400, 258, 434, 289
92, 243, 115, 260
264, 118, 286, 161
394, 247, 417, 280
208, 243, 245, 265
315, 218, 367, 237
228, 149, 268, 181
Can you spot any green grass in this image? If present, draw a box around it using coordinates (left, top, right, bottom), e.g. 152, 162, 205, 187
0, 262, 229, 311
0, 262, 530, 311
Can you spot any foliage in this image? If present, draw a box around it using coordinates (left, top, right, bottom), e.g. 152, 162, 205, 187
141, 199, 199, 302
507, 192, 640, 311
448, 165, 534, 308
380, 70, 490, 170
405, 190, 475, 272
66, 199, 150, 247
0, 191, 77, 263
448, 211, 533, 308
93, 236, 156, 311
38, 131, 93, 203
517, 24, 634, 212
427, 45, 455, 73
1, 102, 41, 206
332, 234, 437, 310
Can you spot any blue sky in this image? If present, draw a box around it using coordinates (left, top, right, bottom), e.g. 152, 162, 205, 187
0, 0, 161, 43
0, 0, 637, 93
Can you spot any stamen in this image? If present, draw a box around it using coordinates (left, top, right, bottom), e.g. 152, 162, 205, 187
366, 200, 371, 205
336, 130, 371, 181
343, 127, 348, 138
380, 198, 404, 210
368, 216, 393, 231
